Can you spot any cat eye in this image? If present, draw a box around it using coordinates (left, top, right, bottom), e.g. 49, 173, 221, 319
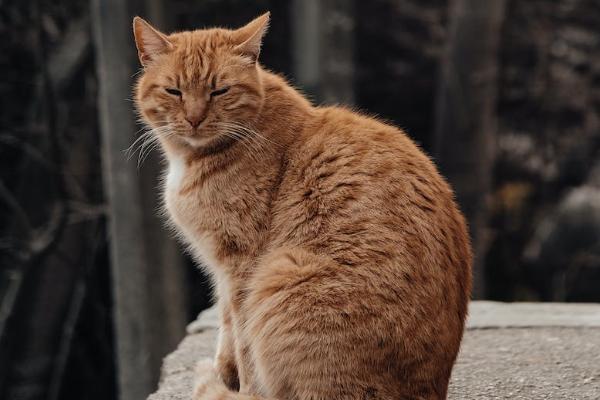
165, 88, 182, 97
210, 87, 230, 97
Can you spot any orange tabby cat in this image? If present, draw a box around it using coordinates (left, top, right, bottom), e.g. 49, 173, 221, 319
133, 12, 471, 400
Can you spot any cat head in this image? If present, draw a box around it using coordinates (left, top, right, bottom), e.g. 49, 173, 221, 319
133, 13, 269, 149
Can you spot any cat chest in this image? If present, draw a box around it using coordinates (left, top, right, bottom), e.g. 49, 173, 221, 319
164, 158, 209, 249
164, 156, 190, 224
166, 155, 186, 192
163, 157, 233, 271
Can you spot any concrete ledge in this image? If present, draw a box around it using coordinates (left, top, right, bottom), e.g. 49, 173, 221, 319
149, 302, 600, 399
467, 301, 600, 328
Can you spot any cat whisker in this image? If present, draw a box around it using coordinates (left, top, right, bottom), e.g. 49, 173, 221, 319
128, 128, 163, 160
212, 121, 274, 154
126, 121, 172, 156
126, 131, 155, 160
212, 123, 270, 162
221, 121, 283, 149
220, 130, 261, 162
137, 129, 173, 168
127, 125, 173, 167
137, 135, 161, 166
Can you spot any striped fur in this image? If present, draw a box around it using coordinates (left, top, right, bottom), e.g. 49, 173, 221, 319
133, 13, 472, 400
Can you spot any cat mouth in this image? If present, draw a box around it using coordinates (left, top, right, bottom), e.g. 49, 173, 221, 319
181, 135, 213, 148
173, 122, 244, 150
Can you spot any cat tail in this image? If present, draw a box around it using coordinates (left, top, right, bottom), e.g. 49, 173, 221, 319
193, 359, 276, 400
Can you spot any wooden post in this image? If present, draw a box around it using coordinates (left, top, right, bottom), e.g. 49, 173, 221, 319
319, 0, 355, 105
292, 0, 355, 104
433, 0, 507, 299
90, 0, 188, 398
137, 0, 190, 369
292, 0, 321, 99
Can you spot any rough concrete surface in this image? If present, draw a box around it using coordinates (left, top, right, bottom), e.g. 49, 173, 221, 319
149, 302, 600, 400
468, 301, 600, 328
449, 328, 600, 399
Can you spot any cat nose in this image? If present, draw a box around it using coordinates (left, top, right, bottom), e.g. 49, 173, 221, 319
184, 97, 207, 128
185, 115, 204, 128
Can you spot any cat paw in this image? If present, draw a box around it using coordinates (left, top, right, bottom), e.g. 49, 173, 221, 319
194, 358, 217, 381
193, 361, 218, 399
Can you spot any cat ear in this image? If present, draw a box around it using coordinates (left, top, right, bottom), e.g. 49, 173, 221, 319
233, 12, 270, 62
133, 17, 173, 66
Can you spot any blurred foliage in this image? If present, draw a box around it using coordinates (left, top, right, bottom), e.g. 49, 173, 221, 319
488, 0, 600, 301
0, 0, 114, 399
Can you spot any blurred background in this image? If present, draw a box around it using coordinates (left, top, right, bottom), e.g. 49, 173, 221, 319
1, 0, 599, 399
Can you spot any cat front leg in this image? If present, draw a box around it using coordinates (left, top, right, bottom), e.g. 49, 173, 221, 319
215, 301, 240, 390
193, 358, 270, 400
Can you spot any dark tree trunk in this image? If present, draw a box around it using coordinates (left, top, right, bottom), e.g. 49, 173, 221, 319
292, 0, 355, 104
90, 0, 188, 398
433, 0, 507, 299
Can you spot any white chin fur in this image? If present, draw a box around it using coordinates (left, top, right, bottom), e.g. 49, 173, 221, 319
166, 155, 186, 192
182, 135, 212, 148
